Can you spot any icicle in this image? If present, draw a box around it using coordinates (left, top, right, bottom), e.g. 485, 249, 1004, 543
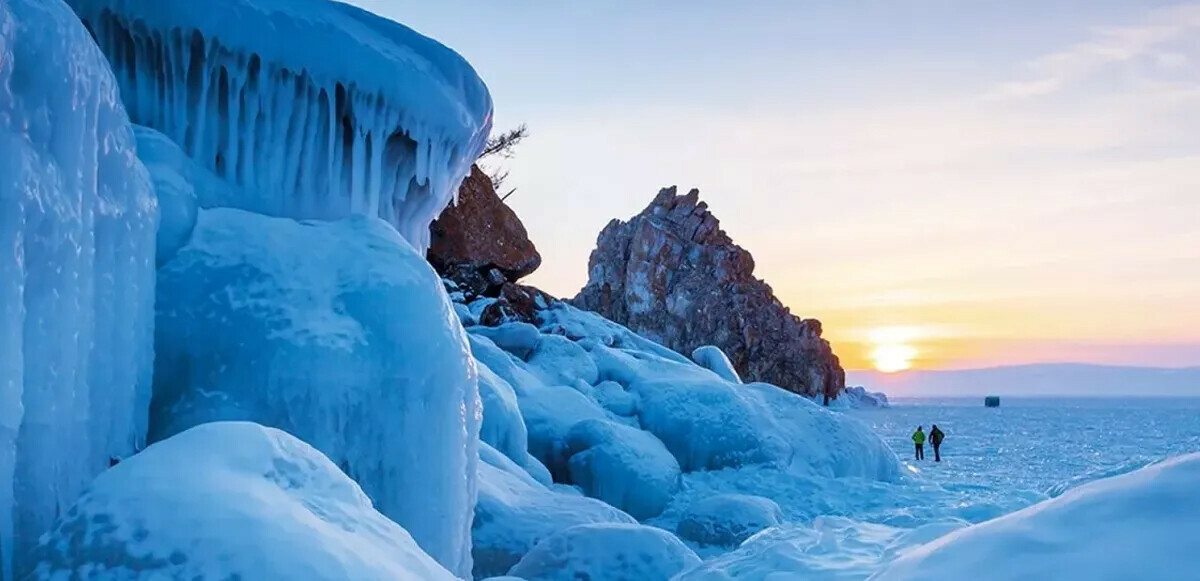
72, 5, 491, 253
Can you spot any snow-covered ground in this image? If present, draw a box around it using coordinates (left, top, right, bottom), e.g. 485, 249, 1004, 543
673, 397, 1200, 579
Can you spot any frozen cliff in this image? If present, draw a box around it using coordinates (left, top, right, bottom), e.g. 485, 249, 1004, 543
575, 187, 846, 401
0, 0, 157, 576
68, 0, 493, 252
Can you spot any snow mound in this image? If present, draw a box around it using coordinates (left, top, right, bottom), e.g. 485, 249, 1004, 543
0, 0, 156, 575
507, 523, 701, 581
519, 383, 609, 480
475, 444, 635, 579
564, 419, 681, 519
692, 345, 742, 383
152, 208, 480, 576
677, 517, 960, 581
28, 422, 456, 581
592, 380, 640, 416
527, 334, 601, 387
873, 453, 1200, 580
472, 323, 543, 360
677, 494, 783, 547
69, 0, 492, 251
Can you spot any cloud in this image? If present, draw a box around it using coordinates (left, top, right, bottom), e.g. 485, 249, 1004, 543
995, 2, 1200, 98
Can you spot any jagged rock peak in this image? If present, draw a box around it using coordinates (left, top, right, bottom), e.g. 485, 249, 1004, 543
574, 186, 845, 401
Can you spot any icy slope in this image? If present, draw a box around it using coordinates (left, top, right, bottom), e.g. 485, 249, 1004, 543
0, 0, 156, 577
29, 422, 457, 581
474, 444, 635, 578
69, 0, 493, 251
454, 292, 901, 570
872, 453, 1200, 581
152, 209, 480, 576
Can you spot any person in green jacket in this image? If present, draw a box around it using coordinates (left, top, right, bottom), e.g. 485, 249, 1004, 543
912, 426, 926, 460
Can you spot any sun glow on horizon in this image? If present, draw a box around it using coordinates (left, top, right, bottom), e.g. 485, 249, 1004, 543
871, 344, 918, 373
868, 326, 923, 373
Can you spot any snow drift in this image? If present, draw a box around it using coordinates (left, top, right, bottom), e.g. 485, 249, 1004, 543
507, 523, 701, 581
152, 208, 480, 576
29, 422, 457, 581
68, 0, 493, 251
474, 444, 635, 578
873, 453, 1200, 580
0, 0, 156, 576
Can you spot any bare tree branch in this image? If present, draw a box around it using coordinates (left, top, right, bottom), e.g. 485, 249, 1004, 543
479, 124, 529, 197
480, 124, 528, 160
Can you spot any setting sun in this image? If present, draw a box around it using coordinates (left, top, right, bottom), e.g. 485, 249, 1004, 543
871, 344, 918, 373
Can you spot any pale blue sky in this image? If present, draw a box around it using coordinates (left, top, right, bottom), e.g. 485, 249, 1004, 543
350, 1, 1200, 369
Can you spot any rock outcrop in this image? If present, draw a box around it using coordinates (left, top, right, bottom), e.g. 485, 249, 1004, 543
574, 187, 845, 401
429, 165, 541, 297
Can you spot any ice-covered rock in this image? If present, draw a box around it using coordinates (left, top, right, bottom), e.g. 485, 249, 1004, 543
69, 0, 492, 252
132, 126, 212, 265
592, 380, 640, 417
480, 283, 559, 327
472, 323, 543, 360
152, 208, 479, 576
839, 386, 889, 409
677, 494, 783, 547
0, 0, 156, 575
575, 187, 845, 401
28, 422, 457, 581
519, 383, 609, 478
475, 444, 635, 579
692, 345, 742, 383
564, 419, 681, 520
527, 334, 600, 387
634, 370, 899, 479
507, 523, 701, 581
872, 453, 1200, 581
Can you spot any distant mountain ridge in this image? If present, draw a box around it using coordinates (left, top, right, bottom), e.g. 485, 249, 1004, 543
848, 363, 1200, 397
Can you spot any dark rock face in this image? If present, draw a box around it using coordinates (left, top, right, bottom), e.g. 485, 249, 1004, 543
573, 187, 845, 401
429, 165, 541, 297
479, 283, 559, 327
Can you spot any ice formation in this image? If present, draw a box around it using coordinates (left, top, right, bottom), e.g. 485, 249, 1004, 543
29, 422, 457, 581
676, 494, 783, 547
873, 453, 1200, 580
68, 0, 493, 252
691, 345, 742, 383
506, 523, 702, 581
0, 0, 156, 577
564, 419, 681, 520
474, 444, 635, 578
133, 126, 202, 264
152, 209, 480, 576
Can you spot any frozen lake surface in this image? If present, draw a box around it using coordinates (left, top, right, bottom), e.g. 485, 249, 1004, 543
677, 397, 1200, 579
864, 397, 1200, 499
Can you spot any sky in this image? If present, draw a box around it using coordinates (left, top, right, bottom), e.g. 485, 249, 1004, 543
350, 1, 1200, 372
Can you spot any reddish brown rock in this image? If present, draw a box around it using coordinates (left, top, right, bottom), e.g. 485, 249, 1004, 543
479, 283, 559, 327
574, 187, 845, 402
429, 165, 541, 297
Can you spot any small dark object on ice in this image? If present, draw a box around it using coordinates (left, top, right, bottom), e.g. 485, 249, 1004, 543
985, 396, 1000, 408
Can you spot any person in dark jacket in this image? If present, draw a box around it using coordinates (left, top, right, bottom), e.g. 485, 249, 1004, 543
911, 426, 925, 460
930, 424, 945, 462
